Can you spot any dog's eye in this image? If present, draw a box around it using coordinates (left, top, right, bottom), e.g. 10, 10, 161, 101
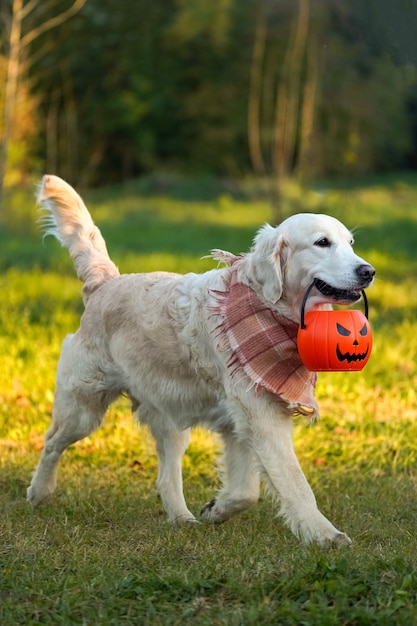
314, 237, 331, 248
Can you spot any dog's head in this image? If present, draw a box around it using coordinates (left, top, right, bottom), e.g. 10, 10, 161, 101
239, 213, 375, 319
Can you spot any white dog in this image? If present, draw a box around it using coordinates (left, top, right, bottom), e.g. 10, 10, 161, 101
27, 175, 375, 546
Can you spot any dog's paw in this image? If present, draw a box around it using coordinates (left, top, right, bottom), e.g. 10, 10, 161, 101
26, 486, 50, 508
328, 531, 352, 547
200, 496, 257, 523
311, 531, 352, 549
200, 498, 231, 523
170, 513, 199, 526
301, 525, 352, 548
200, 498, 221, 522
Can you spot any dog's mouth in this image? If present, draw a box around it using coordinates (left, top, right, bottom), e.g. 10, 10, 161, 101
314, 279, 362, 303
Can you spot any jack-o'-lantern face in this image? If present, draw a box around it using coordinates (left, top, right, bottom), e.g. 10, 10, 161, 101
335, 320, 369, 364
297, 310, 372, 372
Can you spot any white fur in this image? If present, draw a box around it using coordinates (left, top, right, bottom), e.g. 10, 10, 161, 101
27, 175, 375, 546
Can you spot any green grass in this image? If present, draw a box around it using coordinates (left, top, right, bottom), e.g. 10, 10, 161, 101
1, 174, 417, 624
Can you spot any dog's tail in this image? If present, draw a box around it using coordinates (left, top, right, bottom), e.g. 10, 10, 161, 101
37, 174, 120, 303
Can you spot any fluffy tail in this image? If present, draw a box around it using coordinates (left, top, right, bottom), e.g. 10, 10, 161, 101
37, 174, 120, 303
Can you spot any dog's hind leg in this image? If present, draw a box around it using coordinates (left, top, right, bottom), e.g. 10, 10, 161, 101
27, 384, 113, 507
148, 420, 196, 524
200, 432, 260, 522
27, 336, 117, 507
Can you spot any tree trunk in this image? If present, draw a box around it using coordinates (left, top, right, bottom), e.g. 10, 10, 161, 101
0, 0, 87, 214
297, 33, 319, 185
248, 9, 266, 177
0, 0, 23, 214
271, 0, 310, 222
273, 0, 310, 183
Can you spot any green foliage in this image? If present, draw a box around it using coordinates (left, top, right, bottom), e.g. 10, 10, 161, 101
1, 174, 417, 624
15, 0, 417, 186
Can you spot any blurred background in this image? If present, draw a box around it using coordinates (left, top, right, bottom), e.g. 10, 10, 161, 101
2, 0, 417, 200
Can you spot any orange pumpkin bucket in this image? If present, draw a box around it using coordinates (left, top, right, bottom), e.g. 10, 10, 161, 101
297, 279, 372, 372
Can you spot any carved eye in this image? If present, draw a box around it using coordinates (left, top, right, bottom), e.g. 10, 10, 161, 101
336, 323, 351, 336
359, 323, 368, 336
315, 237, 331, 248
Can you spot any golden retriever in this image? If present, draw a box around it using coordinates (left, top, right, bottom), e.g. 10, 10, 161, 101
27, 175, 375, 546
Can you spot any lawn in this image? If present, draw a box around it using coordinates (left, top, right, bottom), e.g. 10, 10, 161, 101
1, 173, 417, 625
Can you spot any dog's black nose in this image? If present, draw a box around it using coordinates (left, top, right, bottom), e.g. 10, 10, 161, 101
356, 264, 375, 282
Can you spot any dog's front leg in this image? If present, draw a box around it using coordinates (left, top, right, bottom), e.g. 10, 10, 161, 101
148, 421, 197, 524
200, 431, 260, 522
250, 401, 351, 547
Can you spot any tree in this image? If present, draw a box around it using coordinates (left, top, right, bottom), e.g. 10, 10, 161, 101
1, 0, 414, 193
248, 0, 320, 219
0, 0, 86, 212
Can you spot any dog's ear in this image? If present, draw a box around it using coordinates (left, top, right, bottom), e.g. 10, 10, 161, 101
239, 224, 288, 305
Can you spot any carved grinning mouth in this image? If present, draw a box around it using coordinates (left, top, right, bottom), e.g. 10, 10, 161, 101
314, 279, 361, 303
336, 344, 369, 363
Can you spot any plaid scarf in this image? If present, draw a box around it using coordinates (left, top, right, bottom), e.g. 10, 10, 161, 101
212, 266, 318, 417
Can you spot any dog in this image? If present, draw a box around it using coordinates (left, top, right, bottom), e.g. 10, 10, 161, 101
27, 175, 375, 546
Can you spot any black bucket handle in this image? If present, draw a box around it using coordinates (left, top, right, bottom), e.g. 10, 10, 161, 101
300, 278, 369, 330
